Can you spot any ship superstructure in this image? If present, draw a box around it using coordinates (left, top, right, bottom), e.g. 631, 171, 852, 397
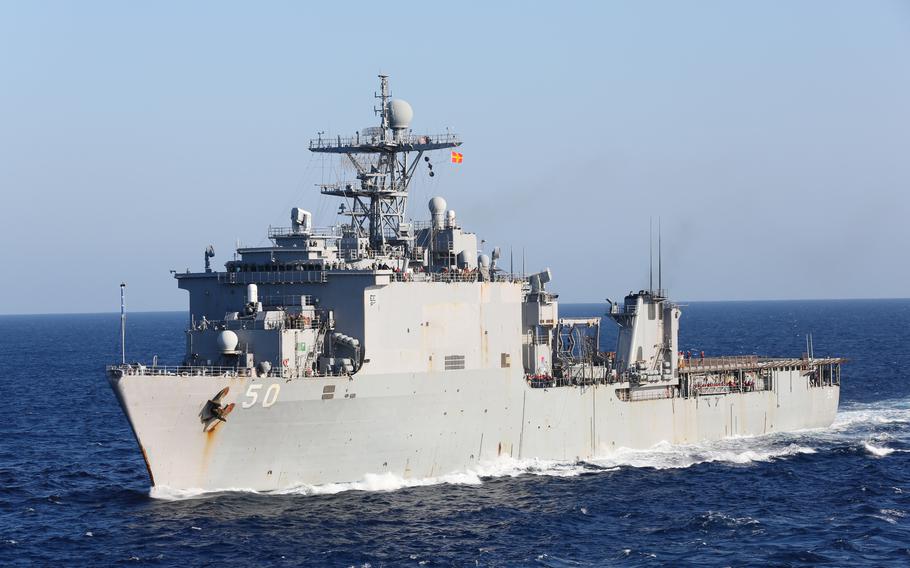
107, 77, 843, 491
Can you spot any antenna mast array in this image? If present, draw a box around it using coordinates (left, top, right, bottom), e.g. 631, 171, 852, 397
308, 75, 461, 252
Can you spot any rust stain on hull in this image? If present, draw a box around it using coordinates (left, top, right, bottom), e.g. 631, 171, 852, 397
139, 443, 156, 486
200, 425, 220, 480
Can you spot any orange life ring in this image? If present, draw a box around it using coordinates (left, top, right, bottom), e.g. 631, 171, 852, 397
282, 359, 289, 367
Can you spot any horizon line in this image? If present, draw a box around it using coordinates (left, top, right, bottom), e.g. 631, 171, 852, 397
2, 296, 908, 317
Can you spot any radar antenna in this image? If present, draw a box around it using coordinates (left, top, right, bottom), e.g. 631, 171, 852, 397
309, 75, 461, 253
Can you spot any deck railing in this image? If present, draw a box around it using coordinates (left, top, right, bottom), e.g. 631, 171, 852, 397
106, 364, 348, 379
217, 271, 329, 285
267, 226, 342, 239
392, 271, 527, 284
308, 132, 461, 150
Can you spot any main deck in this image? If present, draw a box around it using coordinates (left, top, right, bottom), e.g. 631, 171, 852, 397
679, 355, 845, 376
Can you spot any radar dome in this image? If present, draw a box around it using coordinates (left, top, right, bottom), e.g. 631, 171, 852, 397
387, 99, 413, 130
217, 330, 239, 354
428, 196, 447, 214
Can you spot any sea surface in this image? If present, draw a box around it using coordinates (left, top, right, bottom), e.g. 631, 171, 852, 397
1, 300, 909, 567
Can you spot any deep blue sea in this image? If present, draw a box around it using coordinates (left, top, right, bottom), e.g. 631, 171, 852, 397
1, 300, 909, 567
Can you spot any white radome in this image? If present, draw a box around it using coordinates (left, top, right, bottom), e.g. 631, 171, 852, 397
388, 99, 413, 130
217, 330, 239, 353
428, 196, 447, 215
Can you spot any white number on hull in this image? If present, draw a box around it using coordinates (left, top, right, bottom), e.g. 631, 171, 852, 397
242, 383, 281, 409
263, 384, 280, 408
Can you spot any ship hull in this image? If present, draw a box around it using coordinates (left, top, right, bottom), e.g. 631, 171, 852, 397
108, 367, 839, 491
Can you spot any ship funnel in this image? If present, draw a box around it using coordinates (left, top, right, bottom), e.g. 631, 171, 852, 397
429, 197, 447, 229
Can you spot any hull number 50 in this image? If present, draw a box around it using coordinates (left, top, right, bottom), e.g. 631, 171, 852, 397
242, 383, 280, 409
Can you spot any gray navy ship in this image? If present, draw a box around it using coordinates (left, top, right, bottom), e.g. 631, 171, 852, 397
107, 76, 844, 492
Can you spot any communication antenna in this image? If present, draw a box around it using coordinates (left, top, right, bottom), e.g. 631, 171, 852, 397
804, 332, 815, 360
120, 282, 126, 365
658, 217, 662, 293
649, 217, 653, 293
309, 75, 461, 251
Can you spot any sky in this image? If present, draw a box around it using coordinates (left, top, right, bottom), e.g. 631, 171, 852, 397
1, 1, 908, 314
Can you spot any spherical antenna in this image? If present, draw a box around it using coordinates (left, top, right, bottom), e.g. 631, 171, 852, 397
217, 330, 239, 353
428, 196, 447, 214
387, 99, 413, 130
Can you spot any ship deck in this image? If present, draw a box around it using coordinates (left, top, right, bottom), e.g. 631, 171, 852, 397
678, 355, 846, 375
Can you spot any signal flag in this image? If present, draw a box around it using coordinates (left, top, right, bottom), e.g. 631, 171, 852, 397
451, 151, 463, 164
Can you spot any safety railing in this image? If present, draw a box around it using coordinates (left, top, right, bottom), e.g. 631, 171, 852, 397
309, 132, 461, 150
268, 226, 342, 239
680, 355, 759, 371
259, 294, 316, 308
218, 271, 329, 285
108, 364, 254, 377
609, 304, 637, 316
391, 271, 528, 284
107, 364, 351, 380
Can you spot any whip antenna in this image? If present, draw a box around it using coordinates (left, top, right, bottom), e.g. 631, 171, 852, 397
658, 217, 662, 293
649, 217, 653, 293
120, 282, 126, 365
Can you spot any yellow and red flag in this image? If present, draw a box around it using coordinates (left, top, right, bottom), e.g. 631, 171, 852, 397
451, 151, 463, 164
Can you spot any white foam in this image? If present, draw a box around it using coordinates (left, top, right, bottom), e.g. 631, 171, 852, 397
149, 438, 821, 500
833, 399, 910, 431
863, 441, 895, 457
277, 470, 483, 496
588, 440, 816, 471
149, 485, 258, 501
148, 457, 594, 500
702, 511, 760, 526
277, 457, 593, 496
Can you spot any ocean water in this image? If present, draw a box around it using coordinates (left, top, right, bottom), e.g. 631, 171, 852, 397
1, 299, 908, 566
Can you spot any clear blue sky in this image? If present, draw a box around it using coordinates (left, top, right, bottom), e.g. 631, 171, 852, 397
1, 1, 908, 314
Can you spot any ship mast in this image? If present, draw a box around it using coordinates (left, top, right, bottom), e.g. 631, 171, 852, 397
309, 75, 461, 253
